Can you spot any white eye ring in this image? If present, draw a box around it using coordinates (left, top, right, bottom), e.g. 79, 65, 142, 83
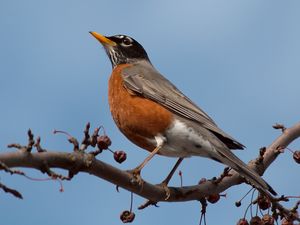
121, 37, 133, 46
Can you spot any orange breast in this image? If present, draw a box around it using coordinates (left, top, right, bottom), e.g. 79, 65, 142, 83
108, 64, 173, 152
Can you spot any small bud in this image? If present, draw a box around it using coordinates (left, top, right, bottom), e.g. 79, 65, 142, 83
261, 214, 274, 225
250, 216, 262, 225
114, 151, 127, 164
272, 123, 285, 131
207, 193, 220, 204
97, 135, 111, 150
258, 195, 271, 210
120, 210, 135, 223
198, 178, 207, 184
237, 218, 249, 225
293, 151, 300, 164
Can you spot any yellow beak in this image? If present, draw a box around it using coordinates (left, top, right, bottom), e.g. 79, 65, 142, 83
89, 31, 116, 46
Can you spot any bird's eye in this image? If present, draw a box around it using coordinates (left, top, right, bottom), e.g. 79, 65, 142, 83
122, 37, 132, 46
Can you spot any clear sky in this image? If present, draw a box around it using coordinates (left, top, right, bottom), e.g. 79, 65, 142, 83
0, 1, 300, 225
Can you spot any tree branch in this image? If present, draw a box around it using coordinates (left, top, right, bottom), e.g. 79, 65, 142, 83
0, 122, 300, 221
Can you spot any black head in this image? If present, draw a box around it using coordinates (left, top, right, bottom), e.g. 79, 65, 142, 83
90, 32, 150, 68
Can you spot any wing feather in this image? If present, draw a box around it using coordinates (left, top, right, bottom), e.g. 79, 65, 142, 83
122, 61, 244, 149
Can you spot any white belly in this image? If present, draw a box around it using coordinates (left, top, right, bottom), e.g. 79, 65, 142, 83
149, 119, 216, 158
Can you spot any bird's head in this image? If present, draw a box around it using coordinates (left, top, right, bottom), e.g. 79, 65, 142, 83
90, 32, 150, 68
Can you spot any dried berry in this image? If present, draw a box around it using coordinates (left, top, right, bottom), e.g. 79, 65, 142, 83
207, 193, 220, 204
281, 218, 293, 225
258, 195, 271, 210
120, 210, 135, 223
97, 135, 111, 150
250, 216, 262, 225
114, 151, 127, 164
237, 218, 249, 225
293, 151, 300, 164
235, 201, 241, 207
261, 214, 274, 225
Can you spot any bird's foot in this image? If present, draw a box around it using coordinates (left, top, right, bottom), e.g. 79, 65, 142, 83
157, 181, 171, 200
138, 182, 171, 210
127, 168, 144, 187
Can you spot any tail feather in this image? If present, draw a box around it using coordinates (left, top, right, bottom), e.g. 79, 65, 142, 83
215, 147, 277, 196
233, 161, 277, 196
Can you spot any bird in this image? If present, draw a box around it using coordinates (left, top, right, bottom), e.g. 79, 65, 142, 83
90, 31, 276, 196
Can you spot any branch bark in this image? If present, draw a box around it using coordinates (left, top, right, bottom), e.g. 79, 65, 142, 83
0, 122, 300, 217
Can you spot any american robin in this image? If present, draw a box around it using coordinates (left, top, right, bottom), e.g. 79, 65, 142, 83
90, 32, 276, 196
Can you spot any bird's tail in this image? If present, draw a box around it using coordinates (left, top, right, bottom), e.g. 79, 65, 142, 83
215, 148, 277, 196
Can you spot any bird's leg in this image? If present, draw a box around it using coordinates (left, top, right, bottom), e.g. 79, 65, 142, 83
128, 137, 164, 185
138, 158, 184, 208
161, 157, 184, 186
158, 157, 184, 200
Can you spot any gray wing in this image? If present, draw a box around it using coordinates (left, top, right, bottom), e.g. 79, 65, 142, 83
122, 61, 244, 149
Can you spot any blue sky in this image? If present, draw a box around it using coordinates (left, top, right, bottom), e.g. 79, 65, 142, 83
0, 1, 300, 224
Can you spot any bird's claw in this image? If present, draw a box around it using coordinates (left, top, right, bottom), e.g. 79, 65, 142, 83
127, 168, 144, 186
158, 182, 171, 200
